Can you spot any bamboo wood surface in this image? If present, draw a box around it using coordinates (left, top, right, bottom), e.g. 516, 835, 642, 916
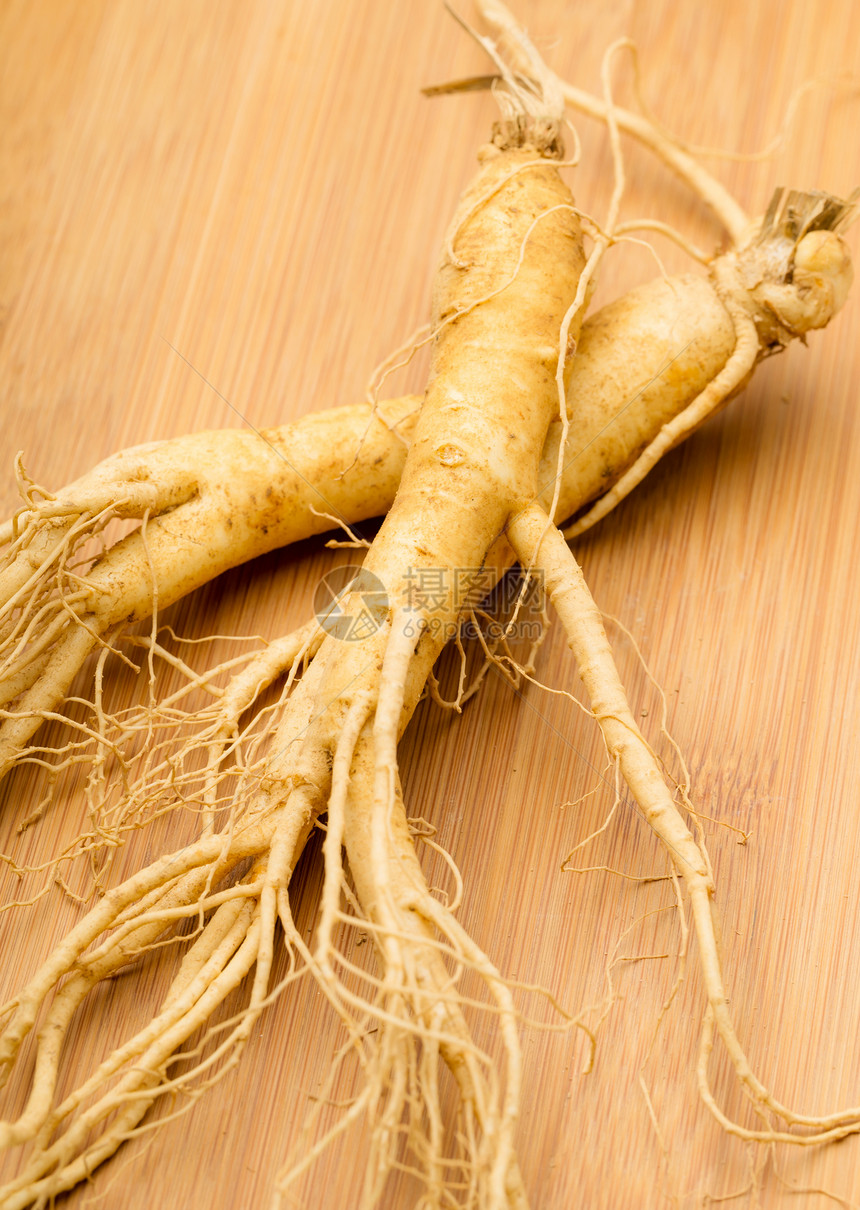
2, 1, 860, 1207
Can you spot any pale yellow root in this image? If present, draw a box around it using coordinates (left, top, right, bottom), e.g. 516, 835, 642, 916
2, 23, 856, 1209
507, 501, 860, 1145
0, 398, 418, 778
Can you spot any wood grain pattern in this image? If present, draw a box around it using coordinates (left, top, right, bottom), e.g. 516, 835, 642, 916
2, 2, 860, 1206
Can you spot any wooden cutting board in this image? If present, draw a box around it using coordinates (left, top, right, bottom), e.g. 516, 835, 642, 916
2, 2, 860, 1206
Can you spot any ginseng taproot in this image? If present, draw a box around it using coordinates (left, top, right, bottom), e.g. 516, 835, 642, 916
1, 2, 860, 1210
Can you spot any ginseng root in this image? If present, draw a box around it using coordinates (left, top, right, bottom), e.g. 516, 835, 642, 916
0, 13, 857, 1210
